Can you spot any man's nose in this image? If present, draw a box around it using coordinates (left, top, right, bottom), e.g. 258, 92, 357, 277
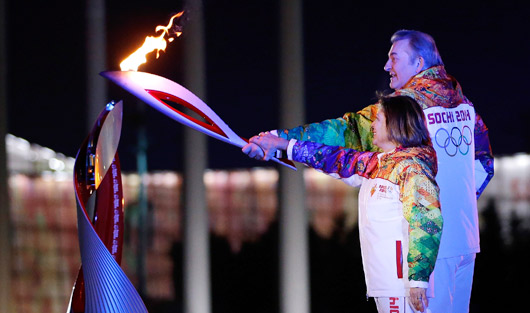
383, 60, 391, 71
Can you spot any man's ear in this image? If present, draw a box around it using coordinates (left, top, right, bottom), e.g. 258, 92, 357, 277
416, 56, 425, 73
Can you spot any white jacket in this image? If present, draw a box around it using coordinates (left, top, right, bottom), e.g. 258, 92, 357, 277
287, 141, 443, 296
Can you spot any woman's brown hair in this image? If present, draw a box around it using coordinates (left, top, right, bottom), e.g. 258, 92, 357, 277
378, 95, 432, 147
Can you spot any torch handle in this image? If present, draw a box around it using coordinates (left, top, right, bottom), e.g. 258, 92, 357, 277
271, 156, 297, 170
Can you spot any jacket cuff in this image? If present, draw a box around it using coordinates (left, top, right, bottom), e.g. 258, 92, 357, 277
409, 280, 429, 289
270, 130, 283, 159
286, 139, 298, 160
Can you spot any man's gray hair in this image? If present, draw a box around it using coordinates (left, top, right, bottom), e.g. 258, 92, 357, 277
391, 30, 444, 69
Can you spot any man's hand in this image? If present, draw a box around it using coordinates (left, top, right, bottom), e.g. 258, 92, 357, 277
408, 287, 428, 312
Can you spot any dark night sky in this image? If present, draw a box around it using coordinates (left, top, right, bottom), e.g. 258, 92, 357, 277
6, 0, 530, 172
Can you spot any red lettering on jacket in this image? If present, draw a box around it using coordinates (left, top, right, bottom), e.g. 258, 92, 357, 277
427, 110, 474, 125
428, 112, 455, 124
389, 297, 400, 312
456, 109, 471, 122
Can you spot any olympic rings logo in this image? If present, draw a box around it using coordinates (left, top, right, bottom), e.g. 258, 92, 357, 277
434, 126, 473, 156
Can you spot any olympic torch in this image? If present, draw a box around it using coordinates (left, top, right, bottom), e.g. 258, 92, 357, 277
101, 70, 296, 169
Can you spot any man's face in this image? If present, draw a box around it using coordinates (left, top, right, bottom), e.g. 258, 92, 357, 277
384, 39, 418, 90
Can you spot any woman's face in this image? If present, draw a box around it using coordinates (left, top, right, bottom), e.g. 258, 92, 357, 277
372, 109, 397, 152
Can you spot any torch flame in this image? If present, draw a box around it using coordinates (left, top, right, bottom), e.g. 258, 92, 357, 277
120, 12, 183, 71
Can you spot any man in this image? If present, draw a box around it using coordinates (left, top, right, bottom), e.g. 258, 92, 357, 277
244, 30, 494, 312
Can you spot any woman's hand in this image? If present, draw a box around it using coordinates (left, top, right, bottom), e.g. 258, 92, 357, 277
409, 287, 428, 312
242, 142, 265, 159
242, 132, 289, 161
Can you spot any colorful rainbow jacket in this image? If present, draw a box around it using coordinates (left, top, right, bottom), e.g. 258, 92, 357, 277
278, 66, 494, 258
288, 142, 442, 293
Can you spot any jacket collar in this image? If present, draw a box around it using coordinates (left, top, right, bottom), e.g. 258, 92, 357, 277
393, 65, 469, 109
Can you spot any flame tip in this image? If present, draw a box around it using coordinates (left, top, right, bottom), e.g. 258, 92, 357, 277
120, 11, 184, 71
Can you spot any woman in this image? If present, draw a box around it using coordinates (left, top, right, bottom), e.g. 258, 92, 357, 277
243, 95, 443, 313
